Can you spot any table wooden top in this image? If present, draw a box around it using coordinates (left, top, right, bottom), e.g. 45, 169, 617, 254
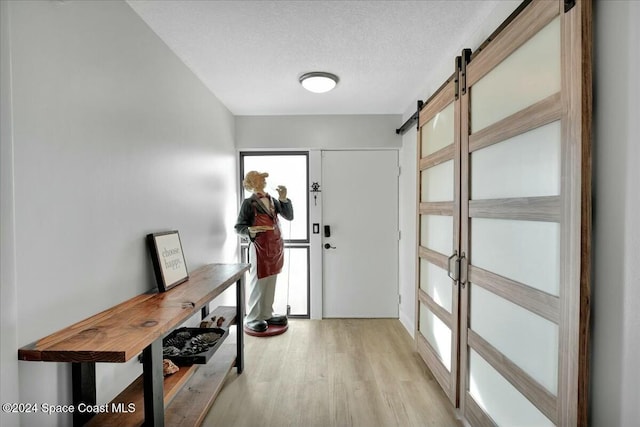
18, 263, 249, 363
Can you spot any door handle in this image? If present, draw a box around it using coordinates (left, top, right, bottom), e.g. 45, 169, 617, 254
447, 251, 459, 282
324, 243, 336, 249
459, 252, 468, 288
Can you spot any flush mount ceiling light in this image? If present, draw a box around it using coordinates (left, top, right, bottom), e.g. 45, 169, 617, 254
299, 72, 339, 93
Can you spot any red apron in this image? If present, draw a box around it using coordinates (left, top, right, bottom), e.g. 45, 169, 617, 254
252, 207, 284, 279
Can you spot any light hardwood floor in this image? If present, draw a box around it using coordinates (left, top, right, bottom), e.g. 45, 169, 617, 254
201, 319, 462, 427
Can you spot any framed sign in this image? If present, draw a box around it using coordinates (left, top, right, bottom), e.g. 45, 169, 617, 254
147, 230, 189, 292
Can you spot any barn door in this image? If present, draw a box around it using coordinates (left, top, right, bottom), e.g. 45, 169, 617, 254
458, 1, 591, 426
415, 72, 461, 406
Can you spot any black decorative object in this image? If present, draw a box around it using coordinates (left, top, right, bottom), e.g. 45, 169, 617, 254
310, 182, 321, 206
147, 230, 189, 292
162, 327, 228, 365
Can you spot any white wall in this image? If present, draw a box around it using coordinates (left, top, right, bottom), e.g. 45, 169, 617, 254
592, 1, 640, 426
0, 1, 238, 426
0, 2, 20, 425
236, 114, 401, 149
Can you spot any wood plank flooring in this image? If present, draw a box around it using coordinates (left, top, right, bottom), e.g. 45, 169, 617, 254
199, 319, 461, 427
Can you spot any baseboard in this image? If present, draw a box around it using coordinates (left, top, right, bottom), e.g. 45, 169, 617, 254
399, 311, 415, 339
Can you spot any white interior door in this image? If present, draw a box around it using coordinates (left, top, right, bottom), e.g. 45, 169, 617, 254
322, 150, 399, 318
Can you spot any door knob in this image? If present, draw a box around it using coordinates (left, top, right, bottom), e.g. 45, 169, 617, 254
324, 243, 336, 249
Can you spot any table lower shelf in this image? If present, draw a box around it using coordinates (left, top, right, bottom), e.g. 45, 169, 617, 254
86, 306, 239, 427
165, 341, 236, 427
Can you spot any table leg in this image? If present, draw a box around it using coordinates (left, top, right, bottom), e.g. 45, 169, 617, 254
236, 275, 245, 374
72, 362, 96, 427
142, 340, 164, 427
201, 305, 210, 319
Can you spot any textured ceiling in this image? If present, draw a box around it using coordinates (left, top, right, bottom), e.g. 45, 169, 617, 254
127, 0, 502, 116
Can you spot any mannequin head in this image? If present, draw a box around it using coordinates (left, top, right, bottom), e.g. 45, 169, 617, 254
243, 171, 268, 194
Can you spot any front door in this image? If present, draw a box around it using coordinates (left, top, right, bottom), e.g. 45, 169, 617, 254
321, 150, 399, 318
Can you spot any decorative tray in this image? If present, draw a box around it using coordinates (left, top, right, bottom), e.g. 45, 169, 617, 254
162, 327, 228, 365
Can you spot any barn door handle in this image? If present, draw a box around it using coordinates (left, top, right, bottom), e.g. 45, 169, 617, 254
459, 252, 468, 288
447, 251, 459, 282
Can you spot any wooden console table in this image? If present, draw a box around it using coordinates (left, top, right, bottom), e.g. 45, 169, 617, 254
18, 263, 249, 427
